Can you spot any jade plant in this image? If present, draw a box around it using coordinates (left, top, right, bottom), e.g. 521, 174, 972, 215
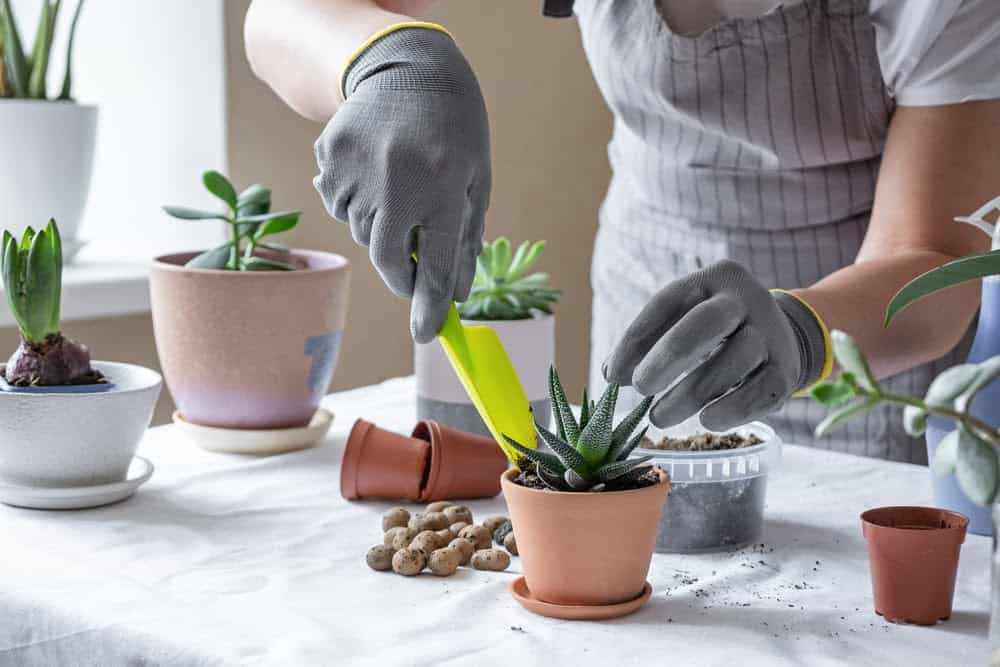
163, 171, 301, 271
457, 237, 561, 320
504, 367, 656, 492
0, 0, 85, 100
1, 219, 99, 386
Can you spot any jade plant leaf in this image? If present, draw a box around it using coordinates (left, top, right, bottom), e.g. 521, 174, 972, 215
886, 251, 1000, 326
251, 212, 300, 240
202, 170, 238, 209
955, 427, 999, 506
241, 256, 295, 271
162, 206, 228, 221
930, 428, 960, 478
236, 184, 271, 215
811, 377, 857, 407
185, 243, 232, 270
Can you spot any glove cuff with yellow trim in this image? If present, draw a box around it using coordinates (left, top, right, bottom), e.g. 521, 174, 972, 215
341, 22, 472, 100
771, 290, 833, 394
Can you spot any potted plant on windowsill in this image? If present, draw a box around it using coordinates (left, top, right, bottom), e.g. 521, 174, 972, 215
0, 220, 162, 509
151, 171, 350, 452
499, 367, 669, 620
415, 237, 560, 436
1, 0, 93, 261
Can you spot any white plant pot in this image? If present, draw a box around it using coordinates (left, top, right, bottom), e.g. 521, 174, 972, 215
0, 361, 161, 487
0, 100, 97, 261
415, 314, 555, 437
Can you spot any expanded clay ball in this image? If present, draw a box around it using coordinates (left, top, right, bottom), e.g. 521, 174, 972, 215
449, 521, 470, 537
435, 529, 453, 544
366, 545, 395, 571
471, 548, 511, 571
407, 513, 424, 530
386, 526, 417, 550
459, 525, 492, 551
415, 512, 450, 532
503, 532, 518, 556
392, 548, 426, 576
425, 500, 454, 513
443, 505, 473, 526
428, 547, 462, 576
448, 537, 475, 565
382, 507, 410, 532
482, 516, 509, 534
492, 520, 513, 546
411, 530, 445, 555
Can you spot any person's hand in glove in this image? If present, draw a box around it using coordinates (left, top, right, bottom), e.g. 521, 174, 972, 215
603, 260, 832, 430
313, 24, 490, 343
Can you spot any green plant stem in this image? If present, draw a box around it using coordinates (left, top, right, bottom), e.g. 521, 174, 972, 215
227, 212, 240, 271
859, 387, 1000, 448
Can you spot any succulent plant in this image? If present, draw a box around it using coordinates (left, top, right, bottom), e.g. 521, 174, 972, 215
456, 237, 560, 320
163, 171, 302, 271
504, 366, 656, 492
0, 0, 85, 100
1, 219, 98, 386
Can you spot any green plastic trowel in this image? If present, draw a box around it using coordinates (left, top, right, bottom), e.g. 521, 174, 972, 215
437, 302, 537, 459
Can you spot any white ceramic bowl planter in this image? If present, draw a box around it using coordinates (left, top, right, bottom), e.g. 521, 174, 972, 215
0, 361, 161, 509
0, 101, 97, 261
415, 313, 554, 436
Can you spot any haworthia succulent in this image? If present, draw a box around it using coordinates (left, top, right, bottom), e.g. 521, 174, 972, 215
576, 382, 618, 466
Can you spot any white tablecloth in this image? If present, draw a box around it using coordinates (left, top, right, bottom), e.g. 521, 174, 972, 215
0, 377, 989, 667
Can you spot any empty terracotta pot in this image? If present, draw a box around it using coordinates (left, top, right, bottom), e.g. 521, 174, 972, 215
501, 467, 670, 607
340, 419, 508, 501
150, 250, 350, 430
861, 506, 969, 625
412, 420, 509, 502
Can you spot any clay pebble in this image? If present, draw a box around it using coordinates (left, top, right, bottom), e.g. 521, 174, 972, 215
482, 516, 509, 534
459, 524, 492, 551
392, 548, 426, 576
443, 505, 473, 526
425, 500, 454, 513
366, 544, 396, 571
381, 507, 411, 532
503, 532, 518, 556
471, 548, 510, 571
428, 547, 463, 576
448, 537, 475, 565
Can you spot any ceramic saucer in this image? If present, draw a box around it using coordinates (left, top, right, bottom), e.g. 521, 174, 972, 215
0, 456, 154, 510
172, 408, 334, 455
510, 576, 652, 620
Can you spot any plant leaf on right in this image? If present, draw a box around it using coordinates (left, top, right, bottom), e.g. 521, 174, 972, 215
811, 331, 1000, 505
503, 366, 656, 492
456, 238, 561, 320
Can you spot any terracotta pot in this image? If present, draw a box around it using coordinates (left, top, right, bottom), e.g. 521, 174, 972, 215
501, 467, 670, 606
341, 420, 430, 501
412, 420, 509, 501
340, 419, 508, 502
150, 250, 349, 429
861, 506, 969, 625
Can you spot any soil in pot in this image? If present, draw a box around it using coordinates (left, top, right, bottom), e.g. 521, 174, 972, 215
641, 431, 771, 553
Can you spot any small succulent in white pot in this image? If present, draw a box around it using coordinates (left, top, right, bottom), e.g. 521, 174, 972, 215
0, 219, 161, 488
415, 237, 561, 436
0, 0, 95, 261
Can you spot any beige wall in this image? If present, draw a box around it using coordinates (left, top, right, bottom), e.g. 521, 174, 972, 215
0, 2, 612, 424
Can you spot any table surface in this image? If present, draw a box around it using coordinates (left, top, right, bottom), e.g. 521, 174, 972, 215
0, 377, 989, 667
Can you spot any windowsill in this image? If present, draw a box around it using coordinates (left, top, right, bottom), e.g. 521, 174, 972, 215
0, 259, 150, 329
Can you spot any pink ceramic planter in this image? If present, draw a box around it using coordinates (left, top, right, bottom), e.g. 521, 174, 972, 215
150, 250, 350, 429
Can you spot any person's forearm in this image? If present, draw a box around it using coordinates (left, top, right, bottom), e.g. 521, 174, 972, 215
792, 251, 981, 380
244, 0, 435, 122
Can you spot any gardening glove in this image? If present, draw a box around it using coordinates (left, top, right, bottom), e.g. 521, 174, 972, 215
603, 260, 832, 431
313, 23, 491, 344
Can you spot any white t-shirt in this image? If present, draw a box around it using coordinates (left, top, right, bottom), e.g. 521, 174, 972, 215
656, 0, 1000, 106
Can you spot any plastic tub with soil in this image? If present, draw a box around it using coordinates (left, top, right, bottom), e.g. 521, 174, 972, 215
637, 419, 781, 554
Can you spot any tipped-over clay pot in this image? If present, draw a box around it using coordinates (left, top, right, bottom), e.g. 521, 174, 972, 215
150, 250, 349, 430
861, 506, 968, 625
340, 419, 508, 501
502, 467, 670, 608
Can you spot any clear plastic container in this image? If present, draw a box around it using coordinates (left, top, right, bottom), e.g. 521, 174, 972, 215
636, 419, 782, 554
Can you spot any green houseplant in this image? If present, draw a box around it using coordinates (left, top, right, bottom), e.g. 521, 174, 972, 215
500, 366, 669, 618
0, 0, 94, 261
150, 170, 351, 447
416, 237, 561, 438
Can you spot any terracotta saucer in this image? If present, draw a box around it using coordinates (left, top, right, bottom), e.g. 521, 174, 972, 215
510, 576, 652, 620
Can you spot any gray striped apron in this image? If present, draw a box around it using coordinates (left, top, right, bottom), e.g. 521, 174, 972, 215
561, 0, 970, 463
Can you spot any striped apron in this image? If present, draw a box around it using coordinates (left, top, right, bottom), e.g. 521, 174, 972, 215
557, 0, 970, 463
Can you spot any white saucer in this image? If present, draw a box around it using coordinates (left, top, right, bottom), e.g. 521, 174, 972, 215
172, 408, 334, 455
0, 456, 154, 510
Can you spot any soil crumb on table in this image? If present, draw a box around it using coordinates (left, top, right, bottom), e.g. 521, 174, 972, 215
641, 432, 762, 452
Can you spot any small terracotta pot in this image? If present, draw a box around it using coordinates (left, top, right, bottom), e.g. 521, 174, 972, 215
861, 506, 969, 625
150, 250, 350, 430
501, 467, 670, 607
412, 420, 509, 502
340, 419, 508, 502
340, 420, 430, 501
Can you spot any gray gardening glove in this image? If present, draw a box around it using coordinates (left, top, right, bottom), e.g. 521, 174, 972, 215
603, 260, 829, 431
313, 26, 491, 343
